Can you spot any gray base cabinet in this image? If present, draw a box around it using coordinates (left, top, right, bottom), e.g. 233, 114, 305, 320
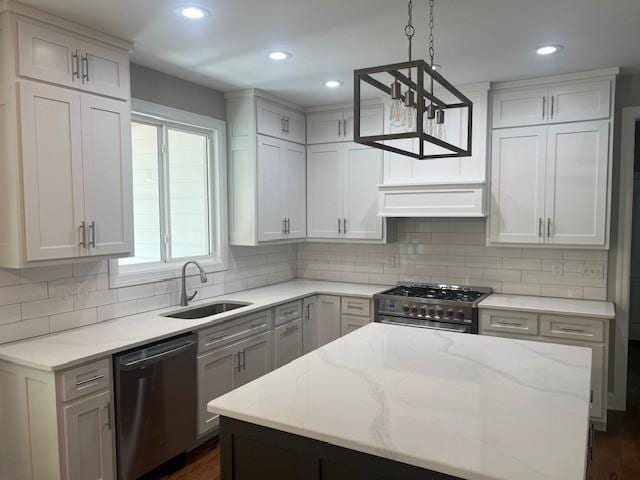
274, 318, 303, 368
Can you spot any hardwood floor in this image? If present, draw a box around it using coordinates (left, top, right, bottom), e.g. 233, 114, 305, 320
142, 343, 640, 480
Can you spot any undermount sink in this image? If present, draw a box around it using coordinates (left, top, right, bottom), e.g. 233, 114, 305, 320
163, 301, 251, 319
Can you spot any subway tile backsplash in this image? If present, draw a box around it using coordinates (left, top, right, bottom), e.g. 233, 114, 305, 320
0, 245, 296, 344
297, 219, 608, 302
0, 218, 610, 345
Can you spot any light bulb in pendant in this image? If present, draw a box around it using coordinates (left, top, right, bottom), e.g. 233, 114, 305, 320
424, 103, 436, 136
389, 81, 405, 128
435, 107, 446, 140
404, 90, 417, 132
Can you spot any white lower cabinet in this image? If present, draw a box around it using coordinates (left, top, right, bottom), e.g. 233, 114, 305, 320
303, 295, 342, 353
340, 314, 370, 336
307, 143, 383, 240
479, 308, 609, 424
340, 296, 372, 336
274, 318, 303, 368
197, 343, 236, 436
62, 390, 115, 480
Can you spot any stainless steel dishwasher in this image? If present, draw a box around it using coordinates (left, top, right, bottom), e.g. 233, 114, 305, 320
114, 333, 197, 480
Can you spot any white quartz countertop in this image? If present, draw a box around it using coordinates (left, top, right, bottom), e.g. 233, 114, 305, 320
0, 280, 389, 371
479, 293, 615, 319
208, 323, 592, 480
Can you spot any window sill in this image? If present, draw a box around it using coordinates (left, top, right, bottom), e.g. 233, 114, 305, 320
109, 258, 228, 289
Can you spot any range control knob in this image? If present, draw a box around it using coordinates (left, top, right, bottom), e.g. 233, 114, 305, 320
457, 310, 465, 319
419, 306, 428, 315
446, 309, 455, 317
410, 306, 418, 314
402, 305, 410, 313
436, 309, 444, 317
428, 308, 436, 316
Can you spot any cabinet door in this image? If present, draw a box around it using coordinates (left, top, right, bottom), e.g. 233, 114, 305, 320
302, 297, 319, 354
307, 110, 344, 144
62, 390, 115, 480
340, 314, 369, 336
489, 126, 547, 244
282, 141, 307, 239
256, 99, 285, 139
274, 319, 303, 368
17, 20, 81, 89
257, 135, 285, 241
81, 95, 133, 256
491, 87, 548, 128
545, 121, 609, 246
342, 144, 383, 240
236, 332, 273, 387
307, 144, 342, 238
549, 80, 611, 124
80, 40, 130, 100
317, 295, 341, 348
197, 343, 237, 435
283, 109, 306, 144
343, 104, 385, 141
19, 81, 85, 261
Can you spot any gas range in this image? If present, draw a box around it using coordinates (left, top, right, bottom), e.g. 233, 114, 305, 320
374, 283, 493, 334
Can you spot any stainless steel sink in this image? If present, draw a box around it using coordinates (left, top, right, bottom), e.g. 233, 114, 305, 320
163, 301, 251, 319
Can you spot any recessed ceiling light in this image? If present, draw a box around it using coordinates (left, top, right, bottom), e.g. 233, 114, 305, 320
536, 45, 563, 56
180, 6, 208, 19
268, 51, 292, 61
324, 80, 343, 88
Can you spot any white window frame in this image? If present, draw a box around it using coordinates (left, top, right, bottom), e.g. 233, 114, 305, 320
109, 99, 228, 288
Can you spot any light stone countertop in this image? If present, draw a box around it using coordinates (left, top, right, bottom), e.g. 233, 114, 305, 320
0, 280, 389, 371
479, 293, 615, 319
208, 322, 592, 480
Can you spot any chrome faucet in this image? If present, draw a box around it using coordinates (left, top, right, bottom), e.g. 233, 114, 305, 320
180, 261, 208, 307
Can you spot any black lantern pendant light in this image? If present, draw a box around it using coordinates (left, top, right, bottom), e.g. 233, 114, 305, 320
353, 0, 472, 160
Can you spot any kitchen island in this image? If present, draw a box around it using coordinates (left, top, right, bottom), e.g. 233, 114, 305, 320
208, 323, 593, 480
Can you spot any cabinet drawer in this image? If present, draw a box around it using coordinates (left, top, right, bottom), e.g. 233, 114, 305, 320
341, 297, 371, 318
61, 358, 111, 402
274, 301, 303, 326
341, 314, 369, 336
198, 310, 272, 353
480, 310, 538, 335
540, 315, 605, 342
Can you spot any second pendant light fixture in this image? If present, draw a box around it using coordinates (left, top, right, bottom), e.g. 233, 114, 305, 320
390, 0, 446, 141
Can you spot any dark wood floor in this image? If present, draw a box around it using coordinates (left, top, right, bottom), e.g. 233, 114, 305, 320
143, 343, 640, 480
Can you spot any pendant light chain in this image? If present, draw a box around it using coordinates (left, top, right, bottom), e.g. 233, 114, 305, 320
405, 0, 415, 79
428, 0, 435, 67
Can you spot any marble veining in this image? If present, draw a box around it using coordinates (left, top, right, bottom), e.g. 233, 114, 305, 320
208, 323, 592, 480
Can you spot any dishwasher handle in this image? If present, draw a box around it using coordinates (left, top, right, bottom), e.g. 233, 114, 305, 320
119, 338, 196, 370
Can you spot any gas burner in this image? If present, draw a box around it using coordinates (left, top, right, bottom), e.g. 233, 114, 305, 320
385, 284, 488, 303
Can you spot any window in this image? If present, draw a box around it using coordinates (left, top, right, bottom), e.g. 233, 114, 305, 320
110, 100, 227, 287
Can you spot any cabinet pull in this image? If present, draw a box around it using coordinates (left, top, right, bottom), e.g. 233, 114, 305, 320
542, 96, 546, 118
343, 119, 348, 136
207, 333, 227, 343
250, 322, 267, 330
81, 54, 89, 82
72, 50, 80, 80
559, 327, 586, 334
79, 221, 87, 248
348, 304, 363, 310
550, 96, 555, 118
285, 218, 290, 234
538, 218, 542, 238
235, 352, 241, 372
283, 308, 297, 317
282, 218, 286, 235
241, 350, 246, 370
495, 321, 522, 327
281, 117, 285, 134
306, 303, 310, 320
343, 218, 347, 234
285, 116, 290, 134
89, 221, 96, 248
590, 389, 593, 404
547, 218, 551, 238
76, 374, 104, 387
104, 402, 112, 430
338, 119, 342, 137
338, 218, 342, 234
284, 324, 298, 335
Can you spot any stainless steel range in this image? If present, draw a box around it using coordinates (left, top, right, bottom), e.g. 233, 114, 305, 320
374, 283, 492, 333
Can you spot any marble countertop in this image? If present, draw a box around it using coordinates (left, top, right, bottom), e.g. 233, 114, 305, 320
479, 294, 615, 319
0, 280, 389, 371
208, 323, 592, 480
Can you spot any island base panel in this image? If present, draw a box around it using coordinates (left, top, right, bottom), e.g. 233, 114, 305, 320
219, 417, 459, 480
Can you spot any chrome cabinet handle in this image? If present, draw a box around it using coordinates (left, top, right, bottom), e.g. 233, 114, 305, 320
347, 304, 363, 310
81, 54, 89, 82
542, 96, 546, 119
338, 119, 342, 137
285, 218, 290, 234
343, 218, 347, 234
76, 374, 104, 387
207, 333, 227, 343
306, 303, 310, 320
250, 322, 267, 330
241, 350, 246, 370
495, 321, 522, 327
72, 50, 80, 80
538, 218, 542, 238
79, 221, 87, 248
281, 117, 285, 134
284, 324, 298, 335
338, 218, 342, 234
104, 403, 112, 430
89, 221, 96, 248
547, 218, 551, 238
235, 352, 241, 372
559, 327, 587, 334
550, 96, 555, 118
282, 218, 286, 235
285, 117, 290, 134
343, 119, 348, 136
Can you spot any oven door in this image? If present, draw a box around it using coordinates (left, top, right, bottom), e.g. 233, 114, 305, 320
377, 315, 472, 334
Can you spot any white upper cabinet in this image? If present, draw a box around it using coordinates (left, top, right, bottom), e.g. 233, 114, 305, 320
17, 20, 130, 100
491, 79, 611, 128
307, 142, 383, 241
307, 104, 384, 144
489, 126, 547, 245
20, 82, 85, 261
257, 135, 306, 242
19, 81, 133, 262
544, 121, 609, 245
256, 98, 306, 144
489, 71, 616, 248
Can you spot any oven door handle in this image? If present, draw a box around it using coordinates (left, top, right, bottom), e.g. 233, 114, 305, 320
379, 319, 468, 333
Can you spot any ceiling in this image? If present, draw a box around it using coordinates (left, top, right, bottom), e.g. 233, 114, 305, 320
22, 0, 640, 107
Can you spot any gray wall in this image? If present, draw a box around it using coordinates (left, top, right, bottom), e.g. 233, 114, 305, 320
130, 64, 226, 120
